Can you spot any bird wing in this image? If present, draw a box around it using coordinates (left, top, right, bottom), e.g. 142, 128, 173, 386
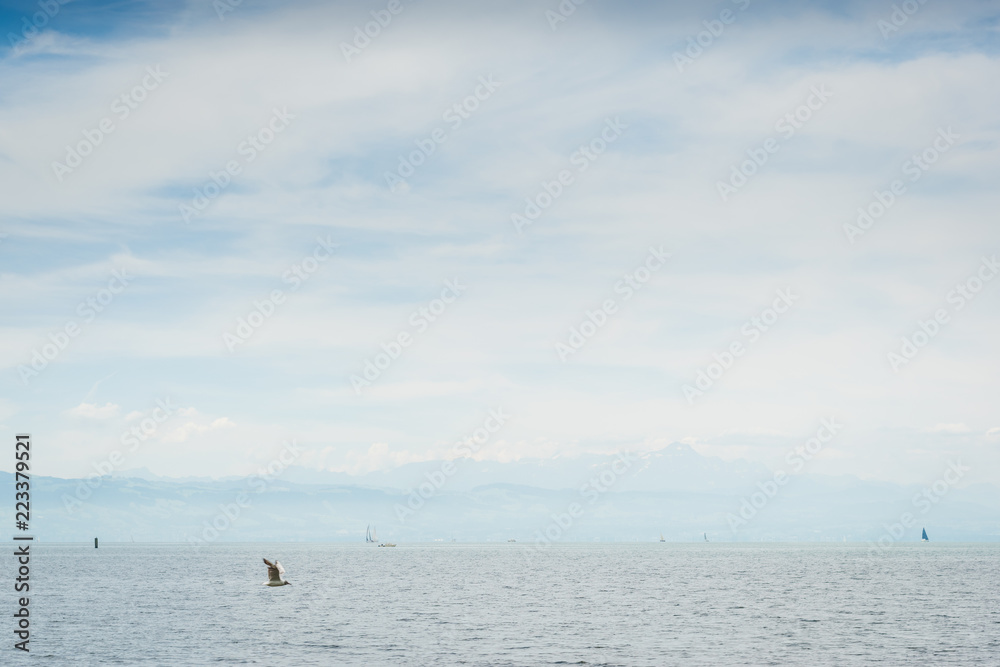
276, 561, 286, 576
263, 558, 281, 582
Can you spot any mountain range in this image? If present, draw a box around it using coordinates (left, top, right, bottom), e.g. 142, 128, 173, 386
5, 444, 998, 543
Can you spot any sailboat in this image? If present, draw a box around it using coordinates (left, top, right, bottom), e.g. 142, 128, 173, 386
921, 528, 929, 542
365, 524, 395, 547
703, 532, 709, 543
659, 533, 665, 542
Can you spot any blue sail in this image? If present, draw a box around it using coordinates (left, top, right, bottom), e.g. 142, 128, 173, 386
921, 528, 929, 541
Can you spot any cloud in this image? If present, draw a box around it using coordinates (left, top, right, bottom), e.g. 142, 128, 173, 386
67, 402, 120, 419
332, 442, 426, 475
928, 423, 971, 434
1, 0, 998, 485
164, 416, 237, 443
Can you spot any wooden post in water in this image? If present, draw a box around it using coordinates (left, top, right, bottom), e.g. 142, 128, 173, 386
94, 538, 98, 549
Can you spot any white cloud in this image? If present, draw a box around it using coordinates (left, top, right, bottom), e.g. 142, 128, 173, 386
1, 1, 998, 485
164, 416, 237, 443
928, 423, 972, 434
67, 402, 120, 419
332, 442, 425, 475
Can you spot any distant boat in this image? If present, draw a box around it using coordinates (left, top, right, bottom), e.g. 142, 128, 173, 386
508, 539, 516, 543
922, 528, 929, 542
378, 542, 396, 547
704, 533, 709, 543
659, 533, 665, 542
366, 524, 377, 543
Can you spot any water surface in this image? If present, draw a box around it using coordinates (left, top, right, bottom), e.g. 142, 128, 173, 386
7, 542, 999, 665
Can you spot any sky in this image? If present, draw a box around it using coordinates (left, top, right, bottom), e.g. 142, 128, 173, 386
0, 0, 998, 486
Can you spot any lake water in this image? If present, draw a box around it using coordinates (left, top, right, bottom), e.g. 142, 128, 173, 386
7, 542, 999, 665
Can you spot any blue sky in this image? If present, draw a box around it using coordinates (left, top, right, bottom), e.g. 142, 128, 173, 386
1, 0, 998, 484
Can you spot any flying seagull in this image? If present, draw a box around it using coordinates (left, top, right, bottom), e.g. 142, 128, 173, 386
262, 558, 291, 586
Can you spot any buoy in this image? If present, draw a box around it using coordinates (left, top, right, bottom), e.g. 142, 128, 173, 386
94, 538, 98, 549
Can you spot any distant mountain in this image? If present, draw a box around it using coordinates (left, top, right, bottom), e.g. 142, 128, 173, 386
4, 445, 998, 543
278, 443, 773, 493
